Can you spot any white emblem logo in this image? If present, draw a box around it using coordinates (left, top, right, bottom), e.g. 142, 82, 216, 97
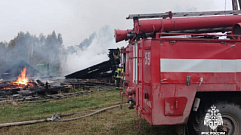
204, 105, 223, 130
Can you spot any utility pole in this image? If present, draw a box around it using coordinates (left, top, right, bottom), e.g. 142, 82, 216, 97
238, 0, 241, 9
232, 0, 238, 10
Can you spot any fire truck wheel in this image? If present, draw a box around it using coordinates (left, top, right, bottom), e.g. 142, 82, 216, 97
188, 103, 241, 135
175, 125, 187, 135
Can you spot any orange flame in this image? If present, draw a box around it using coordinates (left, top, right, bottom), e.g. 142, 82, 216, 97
16, 67, 29, 85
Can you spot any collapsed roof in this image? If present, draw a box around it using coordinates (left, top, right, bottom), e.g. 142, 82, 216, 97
65, 49, 120, 79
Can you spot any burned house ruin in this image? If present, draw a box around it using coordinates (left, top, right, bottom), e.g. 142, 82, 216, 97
65, 49, 120, 80
0, 60, 40, 80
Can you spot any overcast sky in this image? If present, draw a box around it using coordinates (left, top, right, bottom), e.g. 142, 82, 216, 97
0, 0, 232, 46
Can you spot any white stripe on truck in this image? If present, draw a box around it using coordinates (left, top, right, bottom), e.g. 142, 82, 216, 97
160, 59, 241, 72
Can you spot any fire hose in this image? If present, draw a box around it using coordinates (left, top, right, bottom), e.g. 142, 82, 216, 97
0, 104, 122, 128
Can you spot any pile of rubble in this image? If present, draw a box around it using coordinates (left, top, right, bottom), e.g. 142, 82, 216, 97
0, 79, 114, 103
0, 79, 66, 101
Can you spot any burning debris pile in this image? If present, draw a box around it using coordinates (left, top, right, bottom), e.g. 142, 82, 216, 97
0, 67, 114, 102
0, 67, 66, 101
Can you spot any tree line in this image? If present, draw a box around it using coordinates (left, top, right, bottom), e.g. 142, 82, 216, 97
0, 31, 63, 76
0, 31, 96, 76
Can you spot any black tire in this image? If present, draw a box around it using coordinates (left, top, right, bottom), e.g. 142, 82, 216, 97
175, 125, 188, 135
188, 102, 241, 135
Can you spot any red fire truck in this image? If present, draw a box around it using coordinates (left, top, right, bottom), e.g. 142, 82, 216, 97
115, 10, 241, 134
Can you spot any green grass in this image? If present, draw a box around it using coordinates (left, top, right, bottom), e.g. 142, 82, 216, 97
0, 89, 173, 135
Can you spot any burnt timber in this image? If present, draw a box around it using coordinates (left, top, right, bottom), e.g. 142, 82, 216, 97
65, 49, 120, 79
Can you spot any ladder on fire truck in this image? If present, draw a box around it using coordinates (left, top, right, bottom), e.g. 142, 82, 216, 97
127, 10, 241, 20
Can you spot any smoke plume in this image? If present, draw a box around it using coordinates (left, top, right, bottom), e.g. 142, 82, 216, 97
61, 25, 123, 75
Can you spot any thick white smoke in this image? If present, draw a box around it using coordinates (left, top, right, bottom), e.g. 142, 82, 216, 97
62, 25, 124, 75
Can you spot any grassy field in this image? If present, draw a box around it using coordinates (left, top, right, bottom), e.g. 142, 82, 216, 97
0, 88, 174, 135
